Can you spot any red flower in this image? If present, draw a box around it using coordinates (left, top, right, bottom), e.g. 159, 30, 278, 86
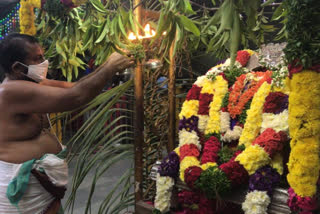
201, 136, 221, 164
185, 166, 203, 189
288, 188, 318, 212
252, 128, 287, 157
263, 92, 288, 114
198, 93, 213, 115
236, 50, 251, 67
220, 160, 249, 186
186, 85, 202, 101
180, 144, 200, 161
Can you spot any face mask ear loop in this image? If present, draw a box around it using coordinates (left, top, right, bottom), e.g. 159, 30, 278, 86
16, 62, 28, 68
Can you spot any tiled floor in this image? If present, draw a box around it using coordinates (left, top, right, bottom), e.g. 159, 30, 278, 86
62, 157, 134, 214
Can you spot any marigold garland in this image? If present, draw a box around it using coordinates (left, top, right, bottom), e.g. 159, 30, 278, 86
19, 0, 41, 35
287, 70, 320, 198
228, 71, 272, 119
204, 76, 228, 135
239, 82, 272, 148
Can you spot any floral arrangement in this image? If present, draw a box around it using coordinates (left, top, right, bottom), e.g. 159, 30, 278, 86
19, 0, 88, 36
284, 1, 320, 213
154, 46, 320, 213
19, 0, 41, 35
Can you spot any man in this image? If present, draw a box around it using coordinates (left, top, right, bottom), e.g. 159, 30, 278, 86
0, 33, 134, 213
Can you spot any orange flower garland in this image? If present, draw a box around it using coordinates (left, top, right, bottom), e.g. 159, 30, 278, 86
228, 71, 272, 119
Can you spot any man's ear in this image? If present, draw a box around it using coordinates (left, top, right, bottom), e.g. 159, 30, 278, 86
11, 62, 27, 74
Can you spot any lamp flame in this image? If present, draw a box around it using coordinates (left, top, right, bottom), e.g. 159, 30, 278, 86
128, 23, 157, 40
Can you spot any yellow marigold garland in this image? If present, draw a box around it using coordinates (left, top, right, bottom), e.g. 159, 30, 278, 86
19, 0, 41, 35
179, 100, 199, 119
239, 82, 271, 148
205, 76, 228, 135
287, 70, 320, 197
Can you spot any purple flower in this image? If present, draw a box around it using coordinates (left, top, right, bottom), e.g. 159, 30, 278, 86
179, 116, 199, 132
158, 152, 180, 178
248, 166, 280, 196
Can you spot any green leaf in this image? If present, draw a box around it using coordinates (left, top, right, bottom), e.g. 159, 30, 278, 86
56, 42, 67, 61
178, 15, 200, 37
183, 0, 196, 15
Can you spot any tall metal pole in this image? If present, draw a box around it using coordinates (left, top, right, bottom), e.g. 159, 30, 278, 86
168, 40, 176, 152
133, 0, 144, 207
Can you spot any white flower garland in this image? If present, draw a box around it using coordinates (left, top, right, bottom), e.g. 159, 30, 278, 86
178, 129, 201, 150
154, 174, 175, 213
242, 190, 271, 214
261, 110, 289, 133
220, 111, 243, 142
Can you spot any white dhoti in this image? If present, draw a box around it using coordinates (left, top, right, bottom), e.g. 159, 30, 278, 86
0, 151, 68, 214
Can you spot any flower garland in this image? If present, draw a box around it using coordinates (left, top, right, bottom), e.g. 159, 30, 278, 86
228, 71, 272, 119
154, 50, 306, 214
238, 82, 272, 148
19, 0, 41, 35
286, 70, 320, 212
204, 76, 228, 135
237, 89, 290, 214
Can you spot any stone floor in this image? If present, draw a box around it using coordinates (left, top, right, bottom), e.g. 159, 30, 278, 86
62, 156, 134, 214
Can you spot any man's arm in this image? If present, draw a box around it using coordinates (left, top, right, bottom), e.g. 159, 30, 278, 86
39, 79, 75, 88
0, 52, 134, 114
40, 60, 108, 88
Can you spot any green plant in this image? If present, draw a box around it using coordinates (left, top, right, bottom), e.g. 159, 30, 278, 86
62, 80, 135, 214
283, 0, 320, 68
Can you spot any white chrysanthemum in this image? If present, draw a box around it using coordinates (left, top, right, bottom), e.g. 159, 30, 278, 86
221, 126, 243, 143
178, 129, 201, 150
154, 174, 175, 213
220, 111, 230, 133
198, 115, 209, 132
194, 76, 207, 87
261, 110, 288, 133
206, 66, 223, 76
242, 191, 271, 214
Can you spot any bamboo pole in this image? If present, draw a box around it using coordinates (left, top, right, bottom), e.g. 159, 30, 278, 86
168, 40, 176, 152
133, 0, 144, 206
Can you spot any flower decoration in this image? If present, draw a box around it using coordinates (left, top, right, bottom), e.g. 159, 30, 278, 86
252, 128, 287, 157
184, 166, 203, 189
263, 92, 288, 114
179, 116, 199, 132
248, 166, 280, 196
242, 191, 271, 214
19, 0, 41, 35
158, 151, 180, 178
154, 49, 320, 214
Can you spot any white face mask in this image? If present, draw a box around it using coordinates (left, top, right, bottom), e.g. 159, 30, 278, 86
17, 60, 49, 82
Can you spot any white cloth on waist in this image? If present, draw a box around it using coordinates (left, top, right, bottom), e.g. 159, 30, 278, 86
0, 151, 68, 214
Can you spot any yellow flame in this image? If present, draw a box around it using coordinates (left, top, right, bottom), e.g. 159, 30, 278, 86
128, 32, 137, 40
128, 23, 157, 40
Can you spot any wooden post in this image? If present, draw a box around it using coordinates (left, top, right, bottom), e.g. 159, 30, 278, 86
134, 0, 144, 208
167, 40, 176, 152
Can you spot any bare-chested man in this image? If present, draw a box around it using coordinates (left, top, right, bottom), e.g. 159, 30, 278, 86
0, 33, 134, 214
